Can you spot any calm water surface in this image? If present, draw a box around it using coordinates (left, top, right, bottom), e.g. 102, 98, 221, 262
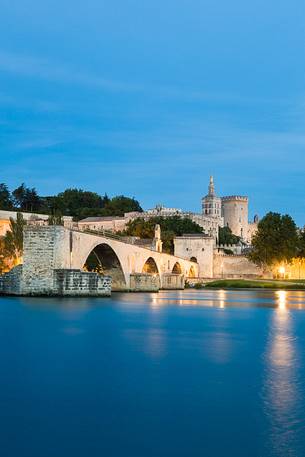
1, 289, 305, 457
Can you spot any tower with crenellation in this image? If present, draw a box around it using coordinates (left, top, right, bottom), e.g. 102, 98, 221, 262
221, 195, 249, 240
201, 176, 257, 243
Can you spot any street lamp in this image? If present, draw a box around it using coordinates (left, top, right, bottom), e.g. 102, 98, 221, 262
278, 265, 286, 279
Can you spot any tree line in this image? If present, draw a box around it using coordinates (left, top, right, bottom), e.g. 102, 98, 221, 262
0, 183, 142, 220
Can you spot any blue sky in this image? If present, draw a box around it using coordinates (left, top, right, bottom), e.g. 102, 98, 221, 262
0, 0, 305, 223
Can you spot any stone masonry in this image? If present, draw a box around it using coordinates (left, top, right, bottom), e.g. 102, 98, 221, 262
0, 226, 112, 296
0, 265, 23, 295
53, 270, 111, 296
22, 225, 71, 295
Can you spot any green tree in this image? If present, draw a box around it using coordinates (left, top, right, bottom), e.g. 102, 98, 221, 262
102, 195, 142, 217
297, 228, 305, 258
218, 226, 240, 245
3, 213, 26, 265
5, 183, 143, 220
12, 183, 27, 209
103, 193, 110, 205
12, 184, 41, 212
123, 216, 203, 254
248, 212, 299, 268
25, 187, 41, 212
53, 188, 104, 219
0, 183, 13, 210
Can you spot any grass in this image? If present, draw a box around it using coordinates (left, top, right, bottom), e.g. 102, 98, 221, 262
202, 279, 305, 290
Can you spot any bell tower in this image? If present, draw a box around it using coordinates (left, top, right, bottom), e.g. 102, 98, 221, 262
202, 176, 221, 218
208, 175, 215, 196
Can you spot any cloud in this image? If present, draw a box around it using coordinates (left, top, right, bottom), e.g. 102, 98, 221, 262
0, 50, 142, 92
0, 50, 285, 108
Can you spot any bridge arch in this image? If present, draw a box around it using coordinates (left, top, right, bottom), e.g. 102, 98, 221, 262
142, 256, 161, 289
142, 257, 159, 275
188, 265, 196, 278
172, 262, 182, 274
83, 243, 127, 291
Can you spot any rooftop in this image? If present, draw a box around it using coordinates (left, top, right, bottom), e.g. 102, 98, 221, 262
221, 195, 248, 201
175, 233, 213, 239
79, 216, 125, 223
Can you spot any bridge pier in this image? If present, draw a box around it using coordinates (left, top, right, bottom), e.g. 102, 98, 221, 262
19, 226, 111, 296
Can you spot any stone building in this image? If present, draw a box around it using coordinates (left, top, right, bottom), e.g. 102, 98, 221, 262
173, 233, 262, 279
221, 196, 249, 240
145, 204, 183, 217
247, 215, 259, 242
202, 176, 222, 217
0, 210, 73, 237
200, 177, 258, 243
174, 234, 214, 277
77, 216, 128, 233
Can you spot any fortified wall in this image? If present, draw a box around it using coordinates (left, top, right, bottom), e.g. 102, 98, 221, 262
174, 234, 262, 279
213, 253, 263, 279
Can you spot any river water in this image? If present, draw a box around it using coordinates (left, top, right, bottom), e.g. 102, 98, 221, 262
1, 289, 305, 457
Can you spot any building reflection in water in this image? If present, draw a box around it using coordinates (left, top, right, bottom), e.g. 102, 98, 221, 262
145, 329, 167, 358
262, 291, 302, 456
219, 289, 226, 309
150, 290, 229, 309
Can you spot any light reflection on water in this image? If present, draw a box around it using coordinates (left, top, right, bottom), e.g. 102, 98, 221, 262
2, 290, 305, 457
118, 289, 305, 456
262, 291, 304, 456
116, 288, 305, 311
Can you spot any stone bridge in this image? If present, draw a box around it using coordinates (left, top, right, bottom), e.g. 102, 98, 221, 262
21, 226, 199, 295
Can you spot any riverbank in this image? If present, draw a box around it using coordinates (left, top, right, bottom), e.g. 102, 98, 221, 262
195, 279, 305, 290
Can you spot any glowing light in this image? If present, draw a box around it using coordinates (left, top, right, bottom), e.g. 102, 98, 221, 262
276, 290, 287, 312
219, 289, 226, 309
151, 296, 161, 309
278, 266, 286, 275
